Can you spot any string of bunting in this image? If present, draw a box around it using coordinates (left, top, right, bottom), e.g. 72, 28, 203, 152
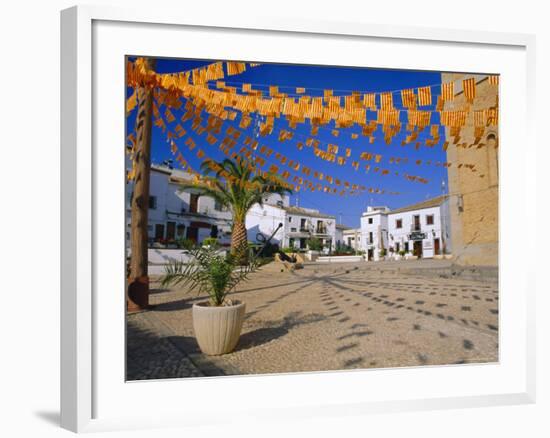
154, 92, 435, 188
153, 97, 396, 195
155, 90, 436, 184
127, 59, 499, 136
127, 59, 497, 185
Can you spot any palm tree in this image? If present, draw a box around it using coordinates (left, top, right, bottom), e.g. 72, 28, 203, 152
178, 158, 292, 262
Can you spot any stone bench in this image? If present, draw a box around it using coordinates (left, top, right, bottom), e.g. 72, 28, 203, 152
317, 255, 364, 263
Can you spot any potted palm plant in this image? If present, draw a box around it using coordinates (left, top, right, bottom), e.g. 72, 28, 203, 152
162, 245, 260, 355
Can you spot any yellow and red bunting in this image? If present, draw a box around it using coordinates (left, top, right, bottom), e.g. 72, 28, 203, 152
225, 61, 247, 76
401, 88, 417, 109
463, 78, 476, 103
130, 60, 498, 143
150, 81, 496, 185
380, 92, 394, 110
441, 82, 454, 102
363, 93, 376, 110
417, 86, 432, 107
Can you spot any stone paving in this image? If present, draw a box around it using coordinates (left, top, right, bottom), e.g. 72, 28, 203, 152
126, 260, 498, 380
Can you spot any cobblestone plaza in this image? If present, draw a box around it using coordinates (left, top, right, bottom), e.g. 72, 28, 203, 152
127, 260, 498, 380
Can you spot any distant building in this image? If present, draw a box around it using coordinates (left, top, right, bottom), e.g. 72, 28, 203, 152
335, 224, 350, 248
278, 206, 336, 251
443, 73, 499, 267
360, 206, 390, 261
342, 228, 362, 251
360, 197, 452, 261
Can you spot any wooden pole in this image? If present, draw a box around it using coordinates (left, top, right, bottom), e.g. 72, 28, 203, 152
127, 57, 156, 312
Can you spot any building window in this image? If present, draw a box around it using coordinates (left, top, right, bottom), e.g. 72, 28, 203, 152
368, 217, 373, 224
289, 238, 295, 248
396, 218, 402, 229
426, 214, 434, 225
404, 242, 409, 252
300, 218, 307, 231
412, 215, 421, 231
149, 196, 157, 210
189, 194, 199, 213
288, 216, 292, 223
214, 199, 223, 211
291, 227, 297, 232
276, 201, 283, 207
395, 242, 400, 252
368, 232, 373, 244
316, 220, 326, 234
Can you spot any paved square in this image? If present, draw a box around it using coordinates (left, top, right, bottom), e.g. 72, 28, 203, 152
127, 261, 498, 380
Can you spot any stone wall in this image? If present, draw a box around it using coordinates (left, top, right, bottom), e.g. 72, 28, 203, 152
443, 73, 499, 266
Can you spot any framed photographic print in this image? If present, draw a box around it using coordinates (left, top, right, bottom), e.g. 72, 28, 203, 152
61, 5, 536, 433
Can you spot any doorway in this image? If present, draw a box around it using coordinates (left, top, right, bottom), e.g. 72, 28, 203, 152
434, 238, 441, 255
189, 194, 199, 213
367, 248, 374, 261
186, 227, 199, 243
154, 224, 165, 240
413, 241, 423, 258
166, 221, 176, 240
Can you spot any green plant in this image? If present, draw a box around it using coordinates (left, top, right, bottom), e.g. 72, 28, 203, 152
282, 247, 295, 254
202, 237, 218, 248
176, 236, 194, 250
379, 249, 387, 257
307, 237, 323, 251
398, 249, 406, 257
161, 246, 260, 306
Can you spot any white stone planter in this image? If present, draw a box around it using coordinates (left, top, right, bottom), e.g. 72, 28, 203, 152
305, 250, 320, 261
192, 301, 246, 355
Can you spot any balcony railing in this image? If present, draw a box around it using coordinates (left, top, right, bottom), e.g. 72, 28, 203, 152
315, 227, 328, 234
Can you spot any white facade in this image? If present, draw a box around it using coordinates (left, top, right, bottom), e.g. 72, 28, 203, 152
360, 206, 390, 261
334, 225, 348, 247
360, 197, 452, 261
246, 203, 287, 246
343, 228, 362, 251
282, 206, 336, 251
126, 165, 233, 246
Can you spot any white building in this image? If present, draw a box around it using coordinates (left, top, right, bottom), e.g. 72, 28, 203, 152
334, 224, 349, 247
281, 206, 336, 251
126, 163, 336, 251
342, 228, 362, 251
126, 164, 234, 245
360, 196, 452, 261
247, 202, 337, 251
360, 206, 390, 261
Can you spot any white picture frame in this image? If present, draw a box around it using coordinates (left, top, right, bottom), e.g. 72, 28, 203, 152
60, 5, 536, 433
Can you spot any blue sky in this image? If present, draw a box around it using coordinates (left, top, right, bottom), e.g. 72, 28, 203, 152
127, 58, 448, 228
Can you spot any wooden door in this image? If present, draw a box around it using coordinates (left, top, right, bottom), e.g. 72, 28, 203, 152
434, 238, 440, 255
154, 224, 165, 240
166, 221, 176, 240
186, 227, 198, 243
189, 194, 199, 213
413, 241, 423, 258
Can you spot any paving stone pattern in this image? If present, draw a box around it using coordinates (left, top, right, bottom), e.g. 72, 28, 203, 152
126, 261, 498, 380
